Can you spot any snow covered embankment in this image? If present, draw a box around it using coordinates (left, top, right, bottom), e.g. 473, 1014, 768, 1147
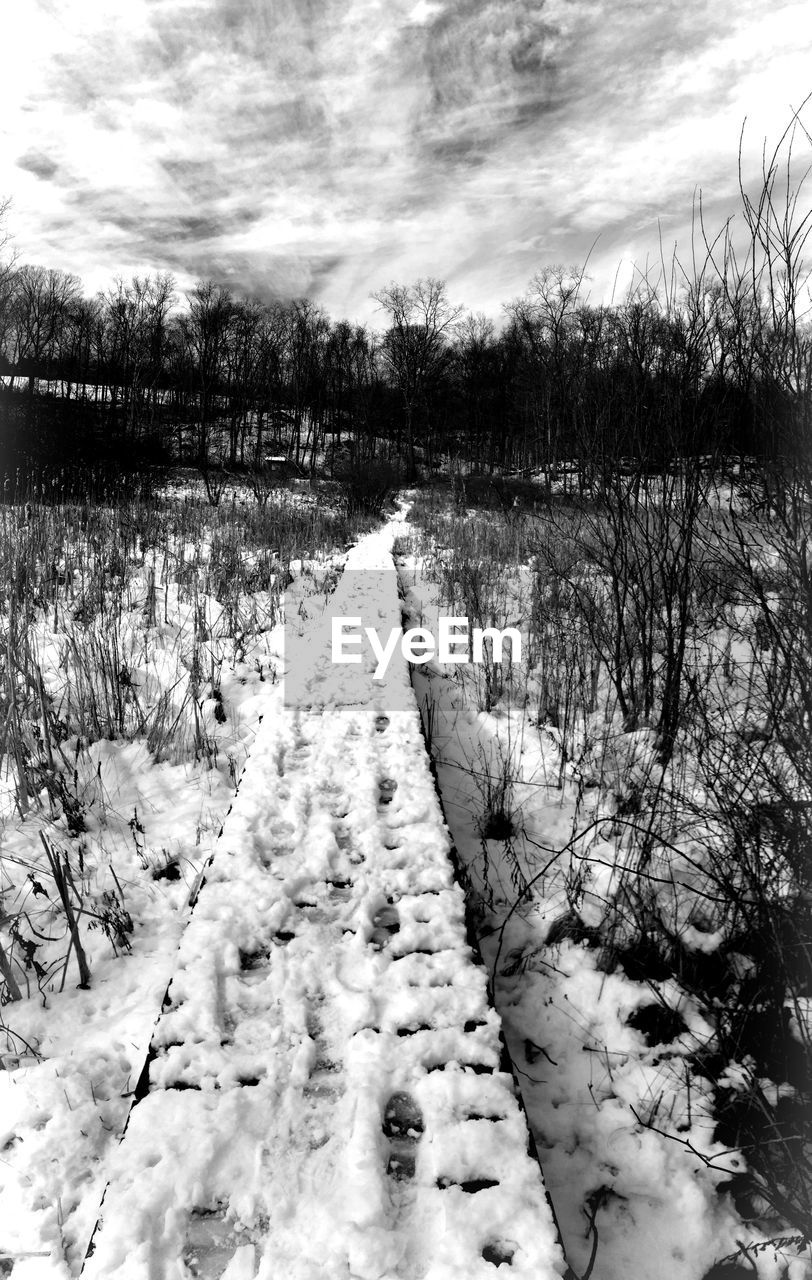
83, 528, 565, 1280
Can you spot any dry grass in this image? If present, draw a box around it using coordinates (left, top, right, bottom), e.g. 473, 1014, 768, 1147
406, 471, 812, 1244
0, 476, 372, 1014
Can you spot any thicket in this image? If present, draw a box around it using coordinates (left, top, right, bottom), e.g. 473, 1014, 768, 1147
1, 116, 810, 490
0, 481, 366, 1033
397, 113, 812, 1260
405, 451, 811, 1255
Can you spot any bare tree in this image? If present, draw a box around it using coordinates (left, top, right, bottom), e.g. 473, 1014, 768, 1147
452, 312, 497, 470
223, 297, 262, 466
253, 302, 289, 464
0, 197, 17, 366
183, 280, 233, 462
505, 265, 591, 481
372, 277, 463, 478
10, 264, 81, 402
283, 298, 329, 472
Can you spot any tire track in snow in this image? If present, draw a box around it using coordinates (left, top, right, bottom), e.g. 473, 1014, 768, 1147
79, 526, 566, 1280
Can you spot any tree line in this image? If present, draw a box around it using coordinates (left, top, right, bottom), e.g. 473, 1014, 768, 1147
0, 122, 810, 488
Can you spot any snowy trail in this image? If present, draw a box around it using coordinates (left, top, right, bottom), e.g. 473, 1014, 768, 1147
80, 523, 565, 1280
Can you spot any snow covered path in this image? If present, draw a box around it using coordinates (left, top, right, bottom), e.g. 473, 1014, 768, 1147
81, 526, 565, 1280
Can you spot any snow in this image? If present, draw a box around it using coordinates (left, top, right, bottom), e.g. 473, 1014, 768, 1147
0, 510, 564, 1279
394, 516, 812, 1280
3, 488, 807, 1280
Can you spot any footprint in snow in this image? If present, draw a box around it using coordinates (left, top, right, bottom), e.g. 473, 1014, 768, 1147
369, 901, 400, 950
333, 825, 364, 863
436, 1175, 500, 1193
326, 876, 354, 901
383, 1091, 424, 1182
303, 996, 343, 1099
482, 1240, 517, 1268
259, 846, 295, 869
239, 947, 271, 976
183, 1207, 255, 1279
378, 778, 398, 806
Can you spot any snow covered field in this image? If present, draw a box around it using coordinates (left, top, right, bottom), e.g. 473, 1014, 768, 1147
0, 501, 565, 1279
0, 481, 809, 1280
395, 490, 812, 1280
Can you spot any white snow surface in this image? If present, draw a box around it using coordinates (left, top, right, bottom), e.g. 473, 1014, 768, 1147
395, 528, 810, 1280
75, 522, 565, 1280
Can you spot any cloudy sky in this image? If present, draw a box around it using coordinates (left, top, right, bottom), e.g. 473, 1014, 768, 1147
2, 0, 811, 324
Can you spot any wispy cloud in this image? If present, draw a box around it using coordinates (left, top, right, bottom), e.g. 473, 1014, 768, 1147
1, 0, 810, 320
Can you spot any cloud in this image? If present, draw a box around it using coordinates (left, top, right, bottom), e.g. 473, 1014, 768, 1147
0, 0, 810, 320
16, 151, 59, 181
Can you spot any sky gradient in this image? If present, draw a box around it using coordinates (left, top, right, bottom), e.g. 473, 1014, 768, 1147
2, 0, 811, 325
